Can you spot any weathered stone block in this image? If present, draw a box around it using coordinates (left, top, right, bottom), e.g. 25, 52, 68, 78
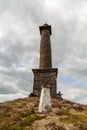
32, 69, 58, 97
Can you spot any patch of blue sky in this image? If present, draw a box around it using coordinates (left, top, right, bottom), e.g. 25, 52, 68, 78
58, 74, 77, 83
80, 81, 87, 86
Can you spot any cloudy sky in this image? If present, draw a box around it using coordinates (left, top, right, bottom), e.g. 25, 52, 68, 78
0, 0, 87, 104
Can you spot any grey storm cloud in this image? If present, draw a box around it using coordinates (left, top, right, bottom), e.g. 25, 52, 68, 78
0, 84, 17, 94
0, 0, 87, 103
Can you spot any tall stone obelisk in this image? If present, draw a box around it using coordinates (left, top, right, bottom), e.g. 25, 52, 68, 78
39, 24, 52, 68
32, 24, 58, 97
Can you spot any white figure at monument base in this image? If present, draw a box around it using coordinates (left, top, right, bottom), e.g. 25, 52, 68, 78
39, 85, 52, 113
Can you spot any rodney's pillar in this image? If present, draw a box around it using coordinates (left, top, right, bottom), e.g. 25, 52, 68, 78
39, 24, 52, 68
32, 24, 58, 97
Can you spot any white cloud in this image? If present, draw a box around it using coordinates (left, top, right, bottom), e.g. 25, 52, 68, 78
0, 0, 87, 104
0, 93, 29, 103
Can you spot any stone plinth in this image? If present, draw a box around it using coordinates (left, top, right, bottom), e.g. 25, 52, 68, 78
32, 68, 58, 97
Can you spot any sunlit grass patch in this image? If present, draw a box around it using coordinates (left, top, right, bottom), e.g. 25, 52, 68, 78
56, 109, 70, 116
60, 114, 87, 124
78, 123, 87, 130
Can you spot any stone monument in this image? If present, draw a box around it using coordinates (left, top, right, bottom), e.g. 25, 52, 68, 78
39, 85, 52, 113
32, 23, 58, 97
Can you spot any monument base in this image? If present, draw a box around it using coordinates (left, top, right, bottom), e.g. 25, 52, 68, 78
32, 68, 58, 97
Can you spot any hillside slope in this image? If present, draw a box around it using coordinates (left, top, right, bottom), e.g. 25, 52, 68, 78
0, 97, 87, 130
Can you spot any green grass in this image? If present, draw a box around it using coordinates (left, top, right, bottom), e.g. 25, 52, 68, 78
60, 114, 87, 124
58, 126, 66, 130
7, 124, 23, 130
56, 109, 70, 115
20, 110, 46, 127
84, 109, 87, 114
26, 114, 45, 122
0, 109, 46, 130
19, 109, 35, 117
59, 114, 87, 130
78, 123, 87, 130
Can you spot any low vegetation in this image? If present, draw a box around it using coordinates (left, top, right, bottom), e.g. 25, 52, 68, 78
0, 109, 46, 130
56, 108, 70, 115
0, 97, 87, 130
59, 111, 87, 130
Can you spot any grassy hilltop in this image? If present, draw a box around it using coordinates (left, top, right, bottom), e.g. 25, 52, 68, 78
0, 97, 87, 130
